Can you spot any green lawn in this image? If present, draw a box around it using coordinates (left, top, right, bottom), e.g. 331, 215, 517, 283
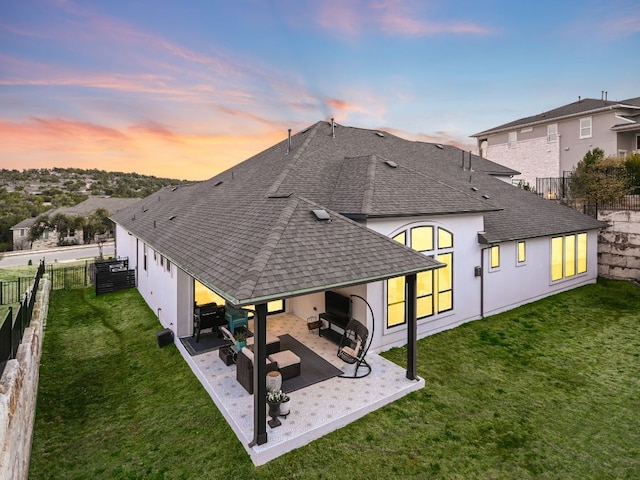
30, 279, 640, 479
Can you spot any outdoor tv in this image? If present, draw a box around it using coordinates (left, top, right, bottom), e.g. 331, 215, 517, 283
325, 291, 350, 319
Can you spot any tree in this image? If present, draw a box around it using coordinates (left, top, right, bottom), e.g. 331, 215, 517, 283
28, 214, 52, 242
569, 149, 629, 205
85, 208, 114, 257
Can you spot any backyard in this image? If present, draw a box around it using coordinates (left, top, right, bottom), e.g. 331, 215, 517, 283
29, 279, 639, 479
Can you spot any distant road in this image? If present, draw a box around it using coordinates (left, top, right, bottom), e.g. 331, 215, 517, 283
0, 242, 115, 268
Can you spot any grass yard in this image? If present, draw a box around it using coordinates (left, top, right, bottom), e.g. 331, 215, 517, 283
30, 279, 640, 479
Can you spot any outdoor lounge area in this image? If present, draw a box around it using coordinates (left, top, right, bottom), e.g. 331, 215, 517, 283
175, 312, 425, 465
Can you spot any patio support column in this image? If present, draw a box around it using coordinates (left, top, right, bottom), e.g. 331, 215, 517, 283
251, 303, 268, 446
406, 273, 417, 380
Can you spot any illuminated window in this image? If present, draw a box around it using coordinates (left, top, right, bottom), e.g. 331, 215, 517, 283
387, 225, 454, 327
577, 233, 587, 274
490, 245, 500, 269
517, 241, 526, 263
194, 280, 284, 315
551, 234, 588, 281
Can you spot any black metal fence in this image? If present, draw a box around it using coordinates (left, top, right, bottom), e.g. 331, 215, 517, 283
0, 260, 45, 377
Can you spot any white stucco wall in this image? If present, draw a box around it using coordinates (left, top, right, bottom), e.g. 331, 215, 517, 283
482, 232, 599, 317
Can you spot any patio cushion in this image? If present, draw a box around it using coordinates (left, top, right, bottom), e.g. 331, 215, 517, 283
246, 334, 281, 355
268, 350, 301, 380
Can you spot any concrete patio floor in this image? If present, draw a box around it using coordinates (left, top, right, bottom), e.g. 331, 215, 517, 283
174, 313, 424, 466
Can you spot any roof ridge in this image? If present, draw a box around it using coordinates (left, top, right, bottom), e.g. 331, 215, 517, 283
361, 155, 377, 214
266, 124, 319, 197
235, 196, 300, 300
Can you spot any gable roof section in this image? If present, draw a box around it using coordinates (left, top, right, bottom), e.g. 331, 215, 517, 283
473, 96, 640, 137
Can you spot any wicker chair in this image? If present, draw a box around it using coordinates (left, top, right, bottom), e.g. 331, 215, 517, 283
337, 318, 371, 378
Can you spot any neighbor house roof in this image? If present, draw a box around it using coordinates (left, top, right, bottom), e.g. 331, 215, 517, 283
472, 96, 640, 137
11, 197, 139, 230
112, 121, 606, 305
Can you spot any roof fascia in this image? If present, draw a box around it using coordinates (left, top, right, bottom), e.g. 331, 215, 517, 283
472, 103, 640, 138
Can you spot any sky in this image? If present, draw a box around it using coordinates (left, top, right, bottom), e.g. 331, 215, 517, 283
1, 1, 639, 181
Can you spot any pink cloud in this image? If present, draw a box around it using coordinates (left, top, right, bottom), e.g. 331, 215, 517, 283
601, 15, 640, 35
315, 0, 494, 38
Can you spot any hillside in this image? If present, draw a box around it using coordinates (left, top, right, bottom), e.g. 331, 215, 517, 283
0, 168, 193, 252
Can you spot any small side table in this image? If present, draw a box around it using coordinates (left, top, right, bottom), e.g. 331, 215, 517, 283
219, 346, 235, 366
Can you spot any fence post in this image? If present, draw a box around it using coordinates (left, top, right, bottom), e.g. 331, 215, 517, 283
0, 281, 3, 305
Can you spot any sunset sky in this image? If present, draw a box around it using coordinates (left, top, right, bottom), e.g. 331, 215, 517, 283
2, 1, 639, 181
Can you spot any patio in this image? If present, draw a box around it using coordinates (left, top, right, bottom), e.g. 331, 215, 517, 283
174, 312, 425, 465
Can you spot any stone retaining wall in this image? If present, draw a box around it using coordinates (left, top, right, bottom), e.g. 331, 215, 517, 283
598, 210, 640, 282
0, 278, 50, 480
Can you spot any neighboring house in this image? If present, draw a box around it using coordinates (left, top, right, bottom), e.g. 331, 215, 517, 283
11, 196, 138, 250
472, 94, 640, 188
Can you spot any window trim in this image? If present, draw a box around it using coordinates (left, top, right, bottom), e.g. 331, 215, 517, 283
579, 117, 592, 139
508, 131, 517, 148
547, 123, 558, 143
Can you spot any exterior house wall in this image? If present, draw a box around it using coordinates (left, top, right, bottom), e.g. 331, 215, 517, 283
558, 111, 619, 174
486, 129, 560, 186
366, 213, 485, 351
482, 232, 599, 317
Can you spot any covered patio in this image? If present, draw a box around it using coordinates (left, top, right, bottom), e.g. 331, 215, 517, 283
175, 312, 425, 465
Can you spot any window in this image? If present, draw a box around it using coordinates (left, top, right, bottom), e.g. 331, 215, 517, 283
387, 226, 454, 328
636, 135, 640, 150
579, 117, 592, 139
490, 245, 500, 269
551, 233, 588, 281
547, 124, 558, 143
143, 244, 148, 271
508, 131, 517, 148
517, 241, 526, 264
166, 258, 171, 272
19, 229, 25, 237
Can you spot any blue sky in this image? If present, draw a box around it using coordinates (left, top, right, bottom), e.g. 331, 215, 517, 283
1, 0, 639, 180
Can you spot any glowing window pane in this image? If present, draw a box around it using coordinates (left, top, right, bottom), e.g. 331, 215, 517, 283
577, 233, 587, 273
437, 253, 452, 291
438, 228, 453, 249
518, 241, 526, 263
267, 300, 284, 313
387, 303, 405, 327
388, 276, 405, 304
551, 237, 563, 281
417, 296, 433, 317
393, 231, 406, 245
490, 246, 500, 268
565, 235, 576, 277
438, 290, 453, 311
417, 271, 433, 295
411, 226, 433, 252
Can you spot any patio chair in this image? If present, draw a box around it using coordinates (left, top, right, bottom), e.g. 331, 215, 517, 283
337, 294, 374, 378
225, 305, 249, 334
337, 319, 371, 378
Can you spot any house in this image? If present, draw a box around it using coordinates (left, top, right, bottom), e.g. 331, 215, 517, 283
472, 94, 640, 188
11, 196, 138, 250
111, 120, 606, 450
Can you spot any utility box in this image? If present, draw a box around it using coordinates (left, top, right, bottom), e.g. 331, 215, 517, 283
156, 328, 174, 348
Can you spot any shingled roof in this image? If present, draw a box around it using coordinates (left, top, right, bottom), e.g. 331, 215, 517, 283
112, 121, 606, 305
472, 96, 640, 137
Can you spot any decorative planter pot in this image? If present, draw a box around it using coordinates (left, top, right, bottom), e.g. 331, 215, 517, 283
279, 397, 291, 418
266, 371, 282, 392
267, 401, 282, 428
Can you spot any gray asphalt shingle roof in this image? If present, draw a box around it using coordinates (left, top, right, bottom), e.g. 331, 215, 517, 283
112, 121, 606, 305
473, 96, 640, 137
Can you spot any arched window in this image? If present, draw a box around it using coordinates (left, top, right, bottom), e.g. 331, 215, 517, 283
386, 225, 454, 328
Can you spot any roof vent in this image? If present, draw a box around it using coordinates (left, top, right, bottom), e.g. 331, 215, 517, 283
142, 206, 148, 212
376, 132, 385, 137
471, 187, 478, 192
435, 144, 444, 149
214, 181, 223, 187
171, 186, 178, 191
331, 118, 336, 138
482, 194, 490, 199
384, 160, 398, 168
312, 209, 331, 221
169, 215, 176, 220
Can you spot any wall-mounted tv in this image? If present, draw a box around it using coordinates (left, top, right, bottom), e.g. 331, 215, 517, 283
325, 291, 350, 319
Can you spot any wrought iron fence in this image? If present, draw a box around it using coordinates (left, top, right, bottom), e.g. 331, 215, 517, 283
0, 259, 45, 377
